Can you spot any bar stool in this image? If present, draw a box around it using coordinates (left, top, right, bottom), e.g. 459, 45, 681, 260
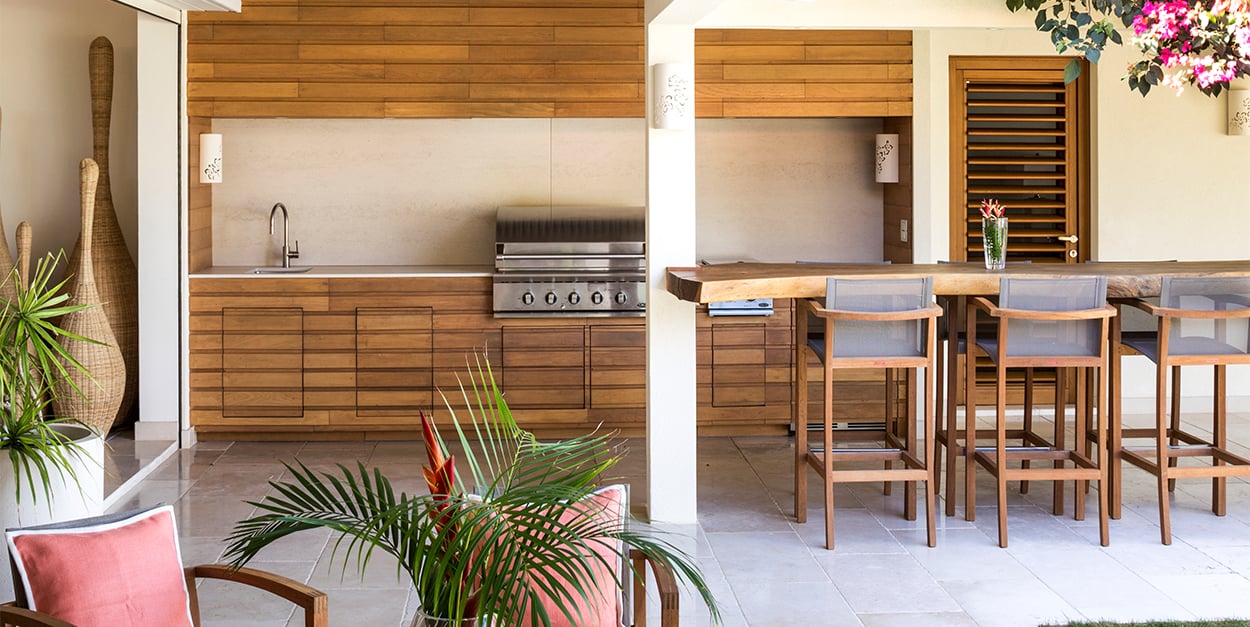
933, 261, 1054, 518
1110, 276, 1250, 544
966, 276, 1114, 547
794, 276, 942, 549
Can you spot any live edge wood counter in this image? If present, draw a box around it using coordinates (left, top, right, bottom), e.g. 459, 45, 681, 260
666, 260, 1250, 303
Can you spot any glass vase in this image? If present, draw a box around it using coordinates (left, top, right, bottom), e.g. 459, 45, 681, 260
981, 216, 1008, 270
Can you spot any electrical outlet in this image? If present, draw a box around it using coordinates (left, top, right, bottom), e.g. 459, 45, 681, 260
899, 219, 909, 243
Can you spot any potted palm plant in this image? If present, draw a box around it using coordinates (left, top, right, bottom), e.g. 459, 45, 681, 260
0, 250, 108, 597
225, 355, 722, 626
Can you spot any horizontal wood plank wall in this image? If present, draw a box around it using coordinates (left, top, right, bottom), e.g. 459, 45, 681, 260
188, 117, 213, 272
187, 0, 647, 118
696, 29, 912, 118
186, 2, 912, 119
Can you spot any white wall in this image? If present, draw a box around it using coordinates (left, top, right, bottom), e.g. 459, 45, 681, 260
210, 117, 885, 267
696, 118, 883, 263
0, 0, 139, 263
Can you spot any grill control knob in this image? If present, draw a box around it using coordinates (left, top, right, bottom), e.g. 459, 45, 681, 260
568, 292, 581, 305
545, 292, 558, 305
591, 291, 604, 305
614, 291, 629, 305
521, 292, 535, 306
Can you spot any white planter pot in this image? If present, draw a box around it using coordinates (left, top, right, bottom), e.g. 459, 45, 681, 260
0, 424, 105, 599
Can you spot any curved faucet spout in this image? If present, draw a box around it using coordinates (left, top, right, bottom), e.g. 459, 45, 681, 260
269, 202, 288, 235
268, 202, 298, 268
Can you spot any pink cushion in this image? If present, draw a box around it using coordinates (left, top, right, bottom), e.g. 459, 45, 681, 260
5, 505, 194, 627
520, 485, 626, 627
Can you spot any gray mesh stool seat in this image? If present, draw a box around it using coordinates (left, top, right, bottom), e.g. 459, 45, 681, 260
1110, 276, 1250, 545
794, 277, 942, 550
966, 277, 1115, 548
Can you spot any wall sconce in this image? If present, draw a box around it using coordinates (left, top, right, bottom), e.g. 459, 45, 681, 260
874, 133, 899, 183
652, 63, 693, 130
1229, 90, 1250, 136
199, 133, 223, 184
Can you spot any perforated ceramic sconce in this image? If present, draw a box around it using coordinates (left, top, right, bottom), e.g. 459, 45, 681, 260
1229, 90, 1250, 136
875, 133, 899, 183
652, 63, 693, 130
199, 133, 223, 183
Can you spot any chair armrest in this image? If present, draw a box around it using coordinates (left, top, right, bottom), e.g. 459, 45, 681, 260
1109, 297, 1250, 320
808, 303, 943, 322
0, 604, 73, 627
629, 548, 679, 627
970, 297, 1115, 321
188, 565, 328, 627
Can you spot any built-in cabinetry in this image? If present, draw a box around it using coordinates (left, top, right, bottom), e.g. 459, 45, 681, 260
189, 274, 890, 439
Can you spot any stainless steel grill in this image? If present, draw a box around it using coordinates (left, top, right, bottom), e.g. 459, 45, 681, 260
493, 206, 646, 317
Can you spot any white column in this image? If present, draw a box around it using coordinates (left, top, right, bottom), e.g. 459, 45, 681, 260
644, 21, 698, 523
135, 10, 183, 442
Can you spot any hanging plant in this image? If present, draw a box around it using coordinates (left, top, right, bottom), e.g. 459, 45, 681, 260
1005, 0, 1250, 96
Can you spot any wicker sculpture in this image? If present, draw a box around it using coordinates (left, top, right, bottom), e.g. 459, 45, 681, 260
54, 159, 124, 435
66, 36, 138, 430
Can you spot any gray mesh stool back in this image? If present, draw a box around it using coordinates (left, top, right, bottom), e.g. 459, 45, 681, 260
1113, 275, 1250, 544
965, 276, 1114, 548
793, 277, 941, 550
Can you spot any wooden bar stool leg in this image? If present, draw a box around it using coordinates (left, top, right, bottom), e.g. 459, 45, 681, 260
1073, 367, 1088, 521
924, 358, 937, 547
1214, 364, 1227, 517
996, 360, 1009, 548
1053, 369, 1067, 517
1021, 368, 1034, 494
1155, 359, 1173, 545
1110, 336, 1123, 520
1097, 362, 1110, 547
824, 360, 836, 550
1168, 365, 1182, 492
965, 311, 978, 523
883, 368, 895, 497
903, 368, 918, 522
944, 345, 960, 517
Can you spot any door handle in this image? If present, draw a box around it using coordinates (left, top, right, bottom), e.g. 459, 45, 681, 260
1057, 235, 1079, 243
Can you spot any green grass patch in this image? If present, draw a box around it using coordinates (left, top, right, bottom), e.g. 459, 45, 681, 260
1056, 621, 1250, 627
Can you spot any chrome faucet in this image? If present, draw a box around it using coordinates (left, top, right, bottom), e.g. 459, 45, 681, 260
268, 202, 300, 268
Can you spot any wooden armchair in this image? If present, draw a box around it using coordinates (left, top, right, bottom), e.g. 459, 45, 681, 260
2, 506, 327, 627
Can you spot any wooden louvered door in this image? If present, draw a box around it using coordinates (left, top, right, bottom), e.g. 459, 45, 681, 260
950, 56, 1089, 264
949, 57, 1090, 404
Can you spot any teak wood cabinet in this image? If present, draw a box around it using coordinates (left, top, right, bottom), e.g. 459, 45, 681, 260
189, 276, 889, 439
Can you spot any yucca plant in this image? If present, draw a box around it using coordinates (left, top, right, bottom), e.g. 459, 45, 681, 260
0, 251, 101, 508
225, 355, 722, 626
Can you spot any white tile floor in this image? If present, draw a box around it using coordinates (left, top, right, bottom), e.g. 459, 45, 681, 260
108, 409, 1250, 626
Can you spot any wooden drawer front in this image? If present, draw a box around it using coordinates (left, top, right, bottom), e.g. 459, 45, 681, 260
501, 327, 585, 409
590, 325, 644, 409
222, 307, 304, 418
711, 323, 766, 407
356, 307, 433, 418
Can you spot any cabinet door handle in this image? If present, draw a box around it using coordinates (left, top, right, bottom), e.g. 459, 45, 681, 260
1057, 234, 1079, 243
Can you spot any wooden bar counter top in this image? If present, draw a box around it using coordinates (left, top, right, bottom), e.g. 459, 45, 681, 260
666, 260, 1250, 303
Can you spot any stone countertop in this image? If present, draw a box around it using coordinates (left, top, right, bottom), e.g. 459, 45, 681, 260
191, 265, 495, 278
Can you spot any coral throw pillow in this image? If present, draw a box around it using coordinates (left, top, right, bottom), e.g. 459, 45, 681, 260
5, 505, 194, 627
520, 484, 627, 627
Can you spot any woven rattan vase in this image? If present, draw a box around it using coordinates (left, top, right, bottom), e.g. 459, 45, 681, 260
0, 107, 16, 304
54, 159, 125, 435
66, 36, 138, 430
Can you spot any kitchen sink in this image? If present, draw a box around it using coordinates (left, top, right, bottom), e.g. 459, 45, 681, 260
250, 266, 312, 274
